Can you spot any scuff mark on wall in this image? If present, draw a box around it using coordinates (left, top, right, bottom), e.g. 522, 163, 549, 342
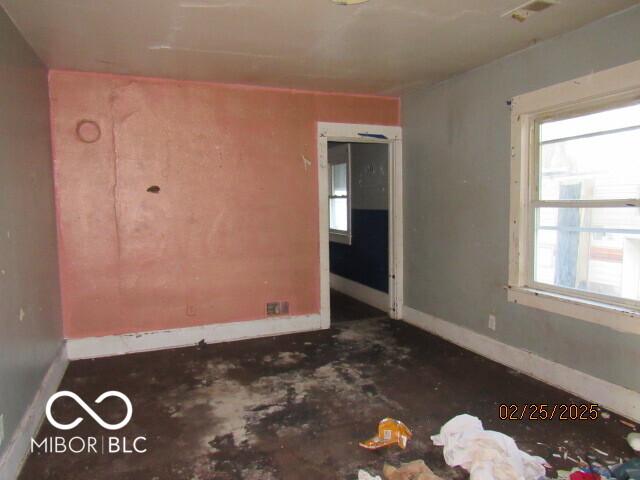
301, 155, 311, 171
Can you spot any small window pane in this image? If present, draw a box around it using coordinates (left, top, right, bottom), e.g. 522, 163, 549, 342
540, 103, 640, 142
331, 163, 347, 196
330, 198, 348, 231
539, 104, 640, 201
534, 207, 640, 302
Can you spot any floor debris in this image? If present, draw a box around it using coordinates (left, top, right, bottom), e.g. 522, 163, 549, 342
383, 460, 443, 480
611, 458, 640, 480
431, 414, 547, 480
18, 293, 636, 479
360, 418, 412, 450
569, 471, 600, 480
359, 470, 382, 480
627, 433, 640, 452
593, 448, 610, 457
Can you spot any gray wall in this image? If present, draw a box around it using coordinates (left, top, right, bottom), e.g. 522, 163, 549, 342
0, 7, 63, 457
351, 143, 388, 211
402, 6, 640, 392
327, 141, 389, 210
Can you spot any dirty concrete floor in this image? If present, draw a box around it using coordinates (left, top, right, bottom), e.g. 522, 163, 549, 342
20, 291, 637, 479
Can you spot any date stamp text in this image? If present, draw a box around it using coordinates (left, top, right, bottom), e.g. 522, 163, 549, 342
498, 403, 599, 421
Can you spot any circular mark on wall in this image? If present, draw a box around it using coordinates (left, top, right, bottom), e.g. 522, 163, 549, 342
76, 120, 101, 143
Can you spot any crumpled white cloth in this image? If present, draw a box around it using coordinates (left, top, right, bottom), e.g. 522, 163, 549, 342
358, 470, 381, 480
431, 414, 547, 480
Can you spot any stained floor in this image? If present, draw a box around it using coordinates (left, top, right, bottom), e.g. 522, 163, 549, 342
20, 292, 637, 479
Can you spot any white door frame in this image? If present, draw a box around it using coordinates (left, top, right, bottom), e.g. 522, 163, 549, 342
317, 122, 403, 327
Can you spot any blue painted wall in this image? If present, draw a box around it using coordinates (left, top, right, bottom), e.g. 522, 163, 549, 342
330, 209, 389, 292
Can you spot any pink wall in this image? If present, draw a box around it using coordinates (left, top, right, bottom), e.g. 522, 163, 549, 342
49, 71, 399, 339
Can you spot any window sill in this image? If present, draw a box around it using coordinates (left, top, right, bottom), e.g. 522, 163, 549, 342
507, 286, 640, 334
330, 232, 352, 245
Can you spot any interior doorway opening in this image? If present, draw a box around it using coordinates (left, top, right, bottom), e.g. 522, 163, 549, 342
317, 123, 403, 327
328, 141, 390, 320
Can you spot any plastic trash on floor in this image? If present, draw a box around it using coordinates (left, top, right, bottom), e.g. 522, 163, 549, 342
359, 470, 382, 480
383, 459, 443, 480
360, 418, 412, 450
431, 414, 547, 480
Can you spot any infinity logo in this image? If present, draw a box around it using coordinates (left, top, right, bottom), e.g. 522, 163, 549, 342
45, 391, 133, 431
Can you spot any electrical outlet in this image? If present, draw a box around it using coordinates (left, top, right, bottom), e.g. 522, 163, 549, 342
488, 314, 497, 331
0, 414, 5, 447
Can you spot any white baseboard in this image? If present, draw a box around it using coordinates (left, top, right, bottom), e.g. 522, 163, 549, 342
66, 313, 325, 360
403, 306, 640, 423
330, 273, 389, 312
0, 344, 68, 480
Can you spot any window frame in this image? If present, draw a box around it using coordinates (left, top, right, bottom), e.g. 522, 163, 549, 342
328, 143, 352, 245
508, 60, 640, 334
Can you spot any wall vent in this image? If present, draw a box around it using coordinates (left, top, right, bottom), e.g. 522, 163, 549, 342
266, 301, 289, 316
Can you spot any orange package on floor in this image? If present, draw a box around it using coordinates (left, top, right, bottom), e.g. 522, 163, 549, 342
359, 418, 412, 450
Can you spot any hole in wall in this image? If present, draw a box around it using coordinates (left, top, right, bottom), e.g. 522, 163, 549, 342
147, 185, 160, 193
75, 120, 101, 143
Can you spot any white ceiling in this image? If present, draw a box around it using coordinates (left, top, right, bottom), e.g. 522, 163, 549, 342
2, 0, 638, 94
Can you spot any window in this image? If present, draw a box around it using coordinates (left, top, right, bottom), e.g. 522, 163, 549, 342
329, 143, 352, 244
509, 60, 640, 330
533, 103, 640, 307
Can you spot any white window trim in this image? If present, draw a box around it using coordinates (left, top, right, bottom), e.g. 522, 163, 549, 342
508, 59, 640, 335
329, 143, 352, 245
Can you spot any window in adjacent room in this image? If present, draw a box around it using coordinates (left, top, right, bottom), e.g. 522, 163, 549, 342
509, 61, 640, 330
328, 142, 352, 244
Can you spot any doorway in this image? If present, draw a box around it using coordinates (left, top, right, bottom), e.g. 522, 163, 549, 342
317, 123, 403, 327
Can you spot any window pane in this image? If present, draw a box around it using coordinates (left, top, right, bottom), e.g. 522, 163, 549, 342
540, 103, 640, 142
330, 198, 348, 231
539, 104, 640, 201
331, 163, 347, 196
534, 207, 640, 302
